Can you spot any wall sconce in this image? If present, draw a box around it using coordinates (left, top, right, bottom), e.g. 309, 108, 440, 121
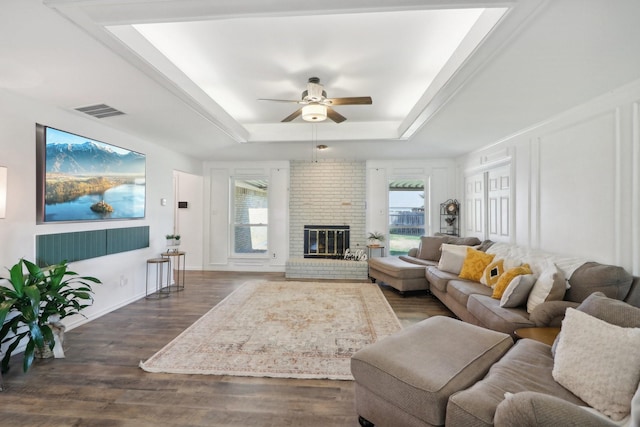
0, 166, 7, 219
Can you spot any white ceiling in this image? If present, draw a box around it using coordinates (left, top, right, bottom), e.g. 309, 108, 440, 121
2, 0, 640, 161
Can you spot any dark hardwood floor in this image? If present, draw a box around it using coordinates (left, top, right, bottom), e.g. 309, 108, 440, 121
0, 271, 453, 426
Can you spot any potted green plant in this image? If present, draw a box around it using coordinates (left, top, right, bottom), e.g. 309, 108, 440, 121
367, 231, 385, 247
0, 259, 101, 373
165, 234, 175, 245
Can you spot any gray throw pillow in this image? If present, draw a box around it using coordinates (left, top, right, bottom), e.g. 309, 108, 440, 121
417, 236, 448, 261
576, 291, 640, 327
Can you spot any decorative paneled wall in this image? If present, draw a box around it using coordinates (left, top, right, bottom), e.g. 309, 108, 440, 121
459, 78, 640, 274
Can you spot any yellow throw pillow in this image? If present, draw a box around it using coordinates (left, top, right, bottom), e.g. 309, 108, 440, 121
492, 264, 532, 299
459, 248, 496, 282
480, 259, 505, 288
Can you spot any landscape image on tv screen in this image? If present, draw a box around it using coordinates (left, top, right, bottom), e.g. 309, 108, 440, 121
36, 124, 146, 223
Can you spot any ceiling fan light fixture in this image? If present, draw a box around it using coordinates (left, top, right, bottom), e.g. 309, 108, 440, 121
302, 104, 327, 122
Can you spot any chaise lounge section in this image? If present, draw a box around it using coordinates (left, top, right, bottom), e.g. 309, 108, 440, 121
367, 235, 481, 294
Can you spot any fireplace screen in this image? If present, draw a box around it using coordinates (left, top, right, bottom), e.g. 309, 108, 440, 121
304, 225, 350, 258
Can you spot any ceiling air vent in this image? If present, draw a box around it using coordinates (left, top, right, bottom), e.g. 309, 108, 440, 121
75, 104, 125, 119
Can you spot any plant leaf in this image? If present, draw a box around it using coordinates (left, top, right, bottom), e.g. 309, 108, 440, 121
8, 260, 26, 296
23, 339, 36, 373
23, 285, 41, 322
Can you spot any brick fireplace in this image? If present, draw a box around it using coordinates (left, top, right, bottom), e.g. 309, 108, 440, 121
286, 160, 367, 279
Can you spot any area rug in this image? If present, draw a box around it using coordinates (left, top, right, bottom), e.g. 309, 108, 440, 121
140, 280, 401, 380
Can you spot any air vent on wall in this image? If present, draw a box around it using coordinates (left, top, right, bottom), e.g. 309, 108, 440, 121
75, 104, 125, 119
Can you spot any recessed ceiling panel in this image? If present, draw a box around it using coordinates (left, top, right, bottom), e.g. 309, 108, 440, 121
106, 7, 504, 142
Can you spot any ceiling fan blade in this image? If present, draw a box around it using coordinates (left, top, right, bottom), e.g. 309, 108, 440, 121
324, 96, 372, 106
281, 108, 303, 122
259, 98, 306, 104
326, 107, 346, 123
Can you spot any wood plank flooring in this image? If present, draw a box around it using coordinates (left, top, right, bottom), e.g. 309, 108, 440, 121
0, 271, 453, 427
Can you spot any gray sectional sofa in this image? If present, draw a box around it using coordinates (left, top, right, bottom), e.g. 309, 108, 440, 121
369, 235, 638, 336
352, 292, 640, 427
355, 236, 640, 426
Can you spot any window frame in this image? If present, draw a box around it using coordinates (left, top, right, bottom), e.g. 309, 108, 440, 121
230, 177, 269, 258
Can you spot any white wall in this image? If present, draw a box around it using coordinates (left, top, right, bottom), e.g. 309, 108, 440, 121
0, 88, 202, 330
458, 78, 640, 275
174, 170, 204, 270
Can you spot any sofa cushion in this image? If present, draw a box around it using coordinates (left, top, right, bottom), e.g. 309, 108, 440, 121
417, 235, 449, 261
566, 261, 633, 302
367, 257, 426, 279
480, 258, 505, 288
553, 308, 640, 421
492, 264, 532, 299
551, 291, 640, 355
444, 236, 482, 246
447, 339, 587, 427
527, 263, 566, 313
459, 248, 496, 282
447, 280, 493, 309
494, 391, 620, 427
438, 243, 471, 274
426, 266, 461, 293
576, 291, 640, 327
467, 294, 535, 334
500, 274, 537, 308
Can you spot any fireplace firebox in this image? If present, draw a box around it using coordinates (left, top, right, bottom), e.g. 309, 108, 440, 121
304, 225, 350, 258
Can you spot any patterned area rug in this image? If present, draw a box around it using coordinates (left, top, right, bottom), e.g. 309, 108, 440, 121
140, 280, 401, 380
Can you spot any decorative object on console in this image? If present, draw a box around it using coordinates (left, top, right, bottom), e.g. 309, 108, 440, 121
367, 231, 385, 247
344, 249, 367, 261
0, 259, 100, 373
440, 199, 459, 236
165, 234, 181, 251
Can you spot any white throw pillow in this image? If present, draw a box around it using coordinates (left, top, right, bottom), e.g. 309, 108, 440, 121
499, 274, 537, 308
437, 244, 471, 275
553, 308, 640, 421
526, 263, 566, 313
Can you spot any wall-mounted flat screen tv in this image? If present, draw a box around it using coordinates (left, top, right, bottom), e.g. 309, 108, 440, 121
36, 124, 146, 223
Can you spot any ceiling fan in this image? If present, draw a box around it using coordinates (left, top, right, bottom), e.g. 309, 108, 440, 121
259, 77, 372, 123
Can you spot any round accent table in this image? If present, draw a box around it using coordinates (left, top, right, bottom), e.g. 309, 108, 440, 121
145, 258, 170, 299
161, 251, 186, 292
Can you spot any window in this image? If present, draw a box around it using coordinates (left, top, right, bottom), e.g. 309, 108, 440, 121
388, 180, 425, 255
232, 178, 268, 255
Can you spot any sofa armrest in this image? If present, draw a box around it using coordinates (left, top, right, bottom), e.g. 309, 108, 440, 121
494, 392, 617, 427
529, 301, 580, 327
408, 247, 418, 257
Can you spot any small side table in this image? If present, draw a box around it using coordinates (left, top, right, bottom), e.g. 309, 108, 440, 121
514, 327, 561, 346
145, 258, 170, 299
367, 245, 385, 258
161, 251, 186, 292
